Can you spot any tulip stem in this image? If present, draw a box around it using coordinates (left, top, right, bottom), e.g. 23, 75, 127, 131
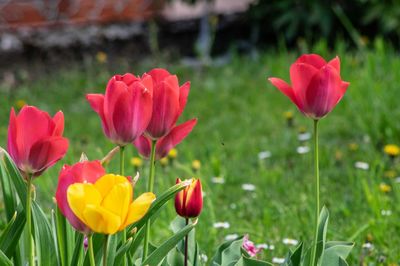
311, 119, 320, 266
88, 235, 95, 266
26, 175, 34, 266
184, 218, 189, 266
142, 140, 157, 261
119, 145, 127, 266
103, 235, 109, 266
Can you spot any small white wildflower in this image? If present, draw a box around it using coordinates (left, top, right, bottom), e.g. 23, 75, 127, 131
211, 177, 225, 184
298, 132, 311, 142
242, 183, 256, 191
200, 253, 208, 262
297, 146, 310, 154
258, 151, 271, 160
225, 234, 239, 241
213, 222, 230, 229
354, 161, 369, 170
268, 244, 275, 250
282, 238, 299, 246
272, 257, 285, 264
362, 242, 374, 250
381, 209, 392, 216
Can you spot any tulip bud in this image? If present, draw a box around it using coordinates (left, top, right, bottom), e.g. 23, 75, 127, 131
175, 178, 203, 218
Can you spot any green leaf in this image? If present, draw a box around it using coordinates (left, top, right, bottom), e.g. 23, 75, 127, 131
32, 201, 58, 265
210, 236, 242, 265
69, 233, 84, 266
55, 207, 69, 266
141, 220, 197, 266
105, 234, 118, 265
0, 155, 17, 220
0, 207, 25, 257
316, 206, 329, 264
288, 242, 303, 266
115, 237, 134, 266
170, 216, 199, 265
0, 249, 13, 266
235, 256, 274, 266
321, 241, 354, 266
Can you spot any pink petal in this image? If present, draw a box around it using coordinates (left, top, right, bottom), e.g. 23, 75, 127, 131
133, 135, 152, 158
104, 78, 128, 138
305, 64, 344, 118
177, 81, 190, 119
86, 94, 110, 138
148, 68, 171, 84
290, 63, 319, 112
52, 111, 65, 136
268, 77, 300, 108
328, 56, 340, 73
295, 54, 327, 69
7, 108, 19, 165
156, 119, 197, 159
28, 136, 69, 174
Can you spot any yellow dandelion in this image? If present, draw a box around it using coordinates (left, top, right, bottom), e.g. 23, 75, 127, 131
348, 143, 359, 152
130, 157, 143, 168
379, 183, 391, 193
384, 144, 400, 157
384, 170, 396, 179
96, 51, 107, 64
335, 150, 343, 161
284, 111, 294, 119
168, 148, 178, 159
192, 160, 201, 171
15, 99, 27, 109
366, 233, 373, 242
160, 157, 169, 167
298, 126, 307, 134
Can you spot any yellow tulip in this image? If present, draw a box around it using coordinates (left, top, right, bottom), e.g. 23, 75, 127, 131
67, 174, 155, 234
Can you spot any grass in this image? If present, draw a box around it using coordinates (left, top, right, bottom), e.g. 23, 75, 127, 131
0, 40, 400, 264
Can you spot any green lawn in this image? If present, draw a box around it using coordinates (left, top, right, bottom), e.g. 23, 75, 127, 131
0, 41, 399, 264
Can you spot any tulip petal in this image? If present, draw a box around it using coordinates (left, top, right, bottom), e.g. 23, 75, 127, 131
28, 136, 69, 174
86, 94, 110, 137
185, 179, 203, 218
305, 65, 343, 118
133, 135, 152, 158
148, 68, 171, 84
141, 74, 153, 97
290, 63, 319, 111
52, 111, 65, 136
67, 183, 102, 226
177, 81, 190, 119
123, 192, 155, 227
174, 178, 185, 217
94, 174, 129, 198
104, 78, 128, 138
268, 78, 298, 107
102, 181, 132, 220
328, 56, 340, 73
155, 119, 197, 159
295, 54, 327, 69
7, 108, 18, 164
83, 205, 121, 234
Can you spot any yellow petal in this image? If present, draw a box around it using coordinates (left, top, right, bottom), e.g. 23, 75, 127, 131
122, 192, 156, 229
94, 174, 129, 198
185, 179, 197, 206
67, 183, 102, 224
102, 181, 132, 220
83, 205, 121, 234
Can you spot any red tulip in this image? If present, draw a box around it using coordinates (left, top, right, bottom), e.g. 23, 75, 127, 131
86, 73, 153, 146
7, 106, 69, 177
175, 178, 203, 218
268, 54, 350, 119
145, 68, 192, 139
55, 161, 105, 233
133, 118, 197, 160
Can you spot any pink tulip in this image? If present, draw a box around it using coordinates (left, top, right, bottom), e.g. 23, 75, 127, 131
243, 235, 261, 257
7, 106, 69, 177
86, 73, 153, 146
133, 118, 197, 160
55, 160, 105, 233
268, 54, 350, 119
145, 68, 192, 139
133, 68, 197, 159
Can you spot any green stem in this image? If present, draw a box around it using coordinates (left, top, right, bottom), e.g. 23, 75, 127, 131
184, 218, 189, 266
119, 146, 127, 265
103, 235, 109, 266
311, 119, 320, 266
88, 235, 95, 266
142, 140, 157, 261
26, 175, 34, 266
